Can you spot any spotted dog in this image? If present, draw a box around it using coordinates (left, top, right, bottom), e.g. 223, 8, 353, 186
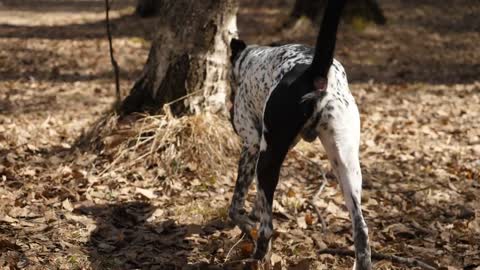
228, 0, 372, 269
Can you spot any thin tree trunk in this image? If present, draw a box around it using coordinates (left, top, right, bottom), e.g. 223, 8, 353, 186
122, 0, 238, 116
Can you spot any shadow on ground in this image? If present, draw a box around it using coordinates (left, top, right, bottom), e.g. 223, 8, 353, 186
77, 202, 243, 270
0, 0, 135, 13
0, 222, 28, 269
0, 14, 157, 40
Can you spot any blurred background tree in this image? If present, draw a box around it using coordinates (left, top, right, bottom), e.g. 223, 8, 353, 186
136, 0, 386, 26
135, 0, 161, 17
287, 0, 386, 27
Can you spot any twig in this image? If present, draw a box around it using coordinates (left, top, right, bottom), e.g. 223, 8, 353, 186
315, 172, 328, 197
223, 258, 258, 266
308, 173, 328, 232
105, 0, 121, 107
308, 200, 327, 233
224, 234, 245, 263
163, 89, 203, 106
318, 248, 436, 270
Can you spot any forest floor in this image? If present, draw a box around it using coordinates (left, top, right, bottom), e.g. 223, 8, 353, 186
0, 0, 479, 269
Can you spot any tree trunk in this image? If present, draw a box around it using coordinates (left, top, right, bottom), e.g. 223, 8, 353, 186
290, 0, 325, 23
122, 0, 238, 116
135, 0, 161, 17
288, 0, 386, 27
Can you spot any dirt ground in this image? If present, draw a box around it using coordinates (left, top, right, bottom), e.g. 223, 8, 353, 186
0, 0, 479, 269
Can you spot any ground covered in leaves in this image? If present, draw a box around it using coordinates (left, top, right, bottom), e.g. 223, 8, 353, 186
0, 0, 479, 269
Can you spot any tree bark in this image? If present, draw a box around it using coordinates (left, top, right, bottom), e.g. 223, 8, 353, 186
122, 0, 238, 116
288, 0, 386, 27
135, 0, 161, 17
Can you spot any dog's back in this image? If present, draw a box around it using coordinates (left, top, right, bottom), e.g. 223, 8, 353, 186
231, 43, 352, 141
231, 44, 313, 130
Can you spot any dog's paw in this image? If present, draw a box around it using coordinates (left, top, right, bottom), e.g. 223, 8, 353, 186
252, 235, 272, 261
229, 209, 257, 236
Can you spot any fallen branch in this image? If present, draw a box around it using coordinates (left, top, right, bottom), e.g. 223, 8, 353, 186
318, 248, 436, 270
104, 0, 121, 107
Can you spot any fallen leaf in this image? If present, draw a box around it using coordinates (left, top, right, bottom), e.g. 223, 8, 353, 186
305, 213, 314, 226
250, 228, 258, 240
62, 199, 74, 212
271, 252, 282, 269
297, 215, 307, 229
1, 215, 18, 223
240, 242, 254, 256
135, 187, 157, 199
0, 238, 21, 252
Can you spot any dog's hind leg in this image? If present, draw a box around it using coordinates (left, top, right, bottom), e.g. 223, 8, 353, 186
317, 99, 372, 270
253, 130, 293, 260
229, 131, 260, 235
252, 102, 308, 259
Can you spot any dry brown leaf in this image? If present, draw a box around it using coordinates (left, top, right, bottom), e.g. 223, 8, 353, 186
240, 242, 254, 257
271, 253, 283, 269
250, 228, 258, 240
0, 238, 21, 252
305, 212, 314, 226
287, 189, 296, 198
62, 199, 74, 212
1, 215, 18, 224
296, 215, 307, 229
135, 187, 157, 199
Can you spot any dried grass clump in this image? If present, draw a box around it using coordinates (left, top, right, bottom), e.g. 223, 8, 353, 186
75, 112, 121, 151
99, 111, 240, 181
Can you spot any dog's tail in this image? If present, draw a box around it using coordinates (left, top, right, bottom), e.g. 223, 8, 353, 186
308, 0, 346, 87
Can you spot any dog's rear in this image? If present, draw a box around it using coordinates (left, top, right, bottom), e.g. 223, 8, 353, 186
228, 1, 372, 269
